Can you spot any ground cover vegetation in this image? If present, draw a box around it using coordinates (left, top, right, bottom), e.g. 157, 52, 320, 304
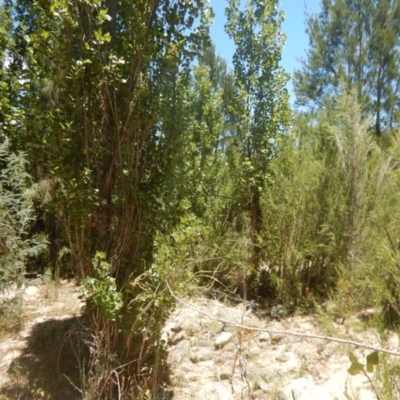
0, 0, 400, 398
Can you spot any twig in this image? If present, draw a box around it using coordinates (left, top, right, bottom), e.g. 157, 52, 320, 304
166, 282, 400, 357
112, 370, 121, 400
362, 369, 380, 400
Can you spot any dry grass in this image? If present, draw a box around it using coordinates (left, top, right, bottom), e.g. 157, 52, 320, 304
0, 297, 25, 339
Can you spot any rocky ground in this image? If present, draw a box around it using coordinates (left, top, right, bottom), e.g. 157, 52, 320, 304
162, 297, 399, 400
0, 281, 398, 399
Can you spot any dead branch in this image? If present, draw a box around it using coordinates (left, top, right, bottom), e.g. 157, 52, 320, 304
166, 282, 400, 357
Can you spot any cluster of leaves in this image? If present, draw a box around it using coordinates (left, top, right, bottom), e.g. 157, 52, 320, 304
81, 252, 123, 322
347, 351, 382, 399
348, 351, 380, 376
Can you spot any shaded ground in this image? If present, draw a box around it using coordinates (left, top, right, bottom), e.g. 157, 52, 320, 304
0, 280, 173, 400
0, 281, 87, 399
2, 316, 89, 399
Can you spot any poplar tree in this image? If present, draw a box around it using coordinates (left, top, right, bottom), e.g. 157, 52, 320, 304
5, 0, 212, 396
225, 0, 290, 270
294, 0, 400, 136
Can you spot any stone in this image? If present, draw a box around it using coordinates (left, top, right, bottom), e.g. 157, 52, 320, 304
259, 366, 285, 385
169, 331, 186, 345
161, 297, 379, 400
270, 333, 286, 344
220, 362, 234, 380
248, 345, 261, 357
215, 353, 231, 365
168, 348, 188, 365
170, 324, 182, 333
252, 389, 266, 399
276, 354, 290, 362
214, 332, 233, 348
279, 377, 346, 400
203, 320, 225, 335
190, 348, 214, 363
197, 339, 214, 347
180, 319, 202, 334
224, 324, 239, 333
222, 342, 236, 352
271, 304, 285, 319
245, 315, 263, 328
161, 321, 182, 344
180, 362, 195, 373
276, 391, 289, 400
258, 332, 271, 343
24, 286, 40, 296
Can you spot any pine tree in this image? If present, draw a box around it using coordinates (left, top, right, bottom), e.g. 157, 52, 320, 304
294, 0, 400, 136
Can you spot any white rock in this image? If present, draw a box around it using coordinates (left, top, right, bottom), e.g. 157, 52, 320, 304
24, 285, 39, 296
214, 332, 233, 348
258, 332, 271, 343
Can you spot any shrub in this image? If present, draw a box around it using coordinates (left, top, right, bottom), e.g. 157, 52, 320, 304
260, 94, 396, 310
0, 139, 47, 289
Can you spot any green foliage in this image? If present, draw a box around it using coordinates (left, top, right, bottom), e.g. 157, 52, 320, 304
81, 252, 123, 322
366, 351, 380, 372
0, 5, 11, 125
153, 203, 254, 295
0, 295, 25, 336
260, 92, 395, 308
5, 0, 400, 396
3, 0, 216, 395
374, 353, 400, 399
347, 351, 381, 399
225, 0, 290, 271
348, 351, 379, 376
0, 139, 47, 288
369, 238, 400, 326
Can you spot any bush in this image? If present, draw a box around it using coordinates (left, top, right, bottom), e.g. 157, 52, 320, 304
0, 138, 47, 289
260, 94, 398, 311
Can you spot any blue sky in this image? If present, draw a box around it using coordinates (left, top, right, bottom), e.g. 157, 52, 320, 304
209, 0, 321, 102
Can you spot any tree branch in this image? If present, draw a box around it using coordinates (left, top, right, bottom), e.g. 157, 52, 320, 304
166, 282, 400, 357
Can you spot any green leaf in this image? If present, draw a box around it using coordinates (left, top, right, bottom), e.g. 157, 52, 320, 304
104, 32, 111, 43
366, 351, 379, 366
366, 351, 379, 373
366, 363, 374, 373
348, 361, 364, 376
348, 352, 364, 375
348, 352, 358, 363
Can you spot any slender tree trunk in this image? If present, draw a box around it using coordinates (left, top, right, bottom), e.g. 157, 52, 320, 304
376, 68, 382, 136
96, 0, 118, 253
250, 184, 262, 271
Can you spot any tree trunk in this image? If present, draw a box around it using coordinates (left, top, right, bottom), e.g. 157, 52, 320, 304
250, 184, 262, 271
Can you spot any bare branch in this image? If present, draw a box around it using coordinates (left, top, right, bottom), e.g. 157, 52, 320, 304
166, 282, 400, 357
